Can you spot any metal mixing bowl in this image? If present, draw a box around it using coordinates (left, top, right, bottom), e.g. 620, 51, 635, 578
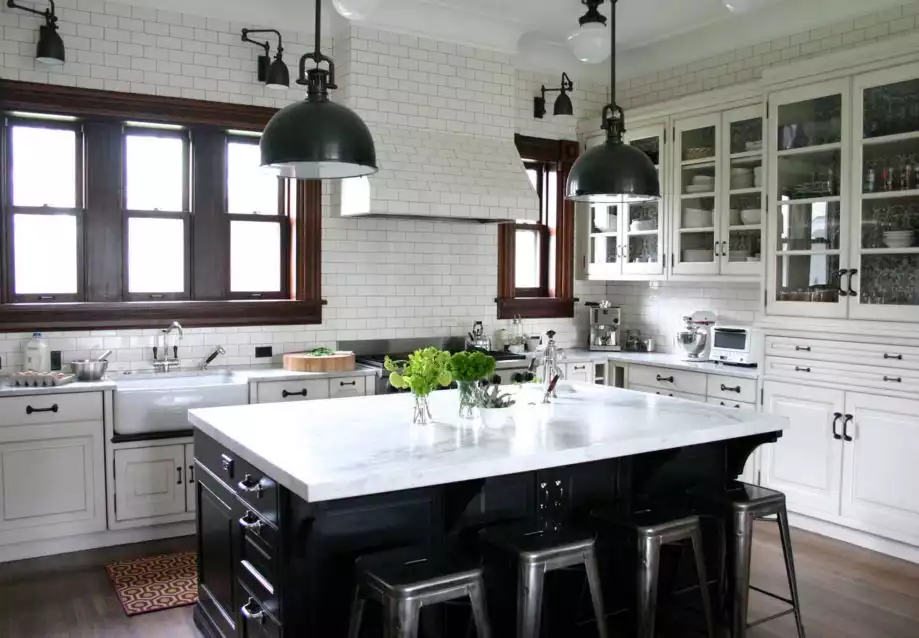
70, 359, 110, 381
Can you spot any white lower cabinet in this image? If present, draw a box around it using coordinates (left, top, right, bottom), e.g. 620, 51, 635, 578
840, 392, 919, 542
185, 443, 195, 513
762, 381, 919, 545
565, 362, 592, 384
114, 444, 195, 522
0, 421, 106, 543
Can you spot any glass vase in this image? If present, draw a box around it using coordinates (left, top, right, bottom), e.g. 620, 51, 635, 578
457, 381, 477, 419
412, 394, 432, 425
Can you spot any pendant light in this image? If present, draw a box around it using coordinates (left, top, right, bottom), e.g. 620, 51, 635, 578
566, 0, 660, 203
260, 0, 377, 179
7, 0, 65, 65
568, 0, 610, 64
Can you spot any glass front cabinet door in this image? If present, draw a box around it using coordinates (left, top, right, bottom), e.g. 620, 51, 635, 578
720, 104, 765, 276
766, 79, 851, 318
850, 63, 919, 322
672, 114, 720, 275
622, 124, 666, 276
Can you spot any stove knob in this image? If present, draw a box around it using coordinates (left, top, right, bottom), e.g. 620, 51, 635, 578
511, 373, 523, 383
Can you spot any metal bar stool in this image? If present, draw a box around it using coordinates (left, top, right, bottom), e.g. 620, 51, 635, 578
479, 522, 608, 638
347, 546, 491, 638
592, 503, 715, 638
687, 481, 805, 638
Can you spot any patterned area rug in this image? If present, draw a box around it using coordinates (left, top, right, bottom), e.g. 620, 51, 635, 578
105, 551, 198, 616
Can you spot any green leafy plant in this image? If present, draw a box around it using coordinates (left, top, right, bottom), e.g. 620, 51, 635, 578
477, 383, 516, 409
447, 351, 496, 383
384, 347, 453, 397
307, 347, 334, 356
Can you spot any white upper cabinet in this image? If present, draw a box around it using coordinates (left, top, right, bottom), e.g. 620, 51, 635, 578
849, 62, 919, 323
672, 113, 721, 275
720, 104, 766, 277
766, 78, 851, 319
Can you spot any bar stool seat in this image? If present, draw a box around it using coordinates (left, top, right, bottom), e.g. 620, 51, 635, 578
347, 546, 491, 638
592, 501, 715, 638
479, 522, 608, 638
687, 481, 805, 638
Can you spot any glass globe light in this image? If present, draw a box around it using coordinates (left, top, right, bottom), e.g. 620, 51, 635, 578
331, 0, 380, 21
568, 21, 610, 64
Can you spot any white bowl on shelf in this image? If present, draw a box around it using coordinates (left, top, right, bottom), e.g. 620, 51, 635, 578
745, 140, 763, 152
731, 176, 754, 189
730, 250, 751, 261
753, 166, 763, 183
883, 231, 915, 248
691, 174, 715, 186
630, 219, 657, 232
683, 249, 714, 262
683, 208, 713, 228
686, 184, 713, 194
740, 209, 762, 225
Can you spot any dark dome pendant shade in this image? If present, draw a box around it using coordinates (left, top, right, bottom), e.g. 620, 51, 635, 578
260, 0, 377, 179
566, 0, 660, 203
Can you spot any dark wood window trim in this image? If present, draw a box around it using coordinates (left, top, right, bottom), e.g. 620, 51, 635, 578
497, 135, 579, 320
0, 80, 322, 331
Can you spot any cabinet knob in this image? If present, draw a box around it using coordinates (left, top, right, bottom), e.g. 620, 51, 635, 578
238, 474, 264, 497
239, 511, 264, 535
241, 597, 266, 623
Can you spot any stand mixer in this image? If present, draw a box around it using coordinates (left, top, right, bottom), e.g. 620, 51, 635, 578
675, 311, 716, 361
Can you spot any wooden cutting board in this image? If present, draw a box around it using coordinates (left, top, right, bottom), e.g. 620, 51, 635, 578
282, 351, 356, 372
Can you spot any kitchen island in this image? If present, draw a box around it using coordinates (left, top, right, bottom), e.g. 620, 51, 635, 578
189, 384, 785, 638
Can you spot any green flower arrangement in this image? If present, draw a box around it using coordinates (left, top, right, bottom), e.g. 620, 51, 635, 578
447, 350, 496, 383
384, 347, 453, 397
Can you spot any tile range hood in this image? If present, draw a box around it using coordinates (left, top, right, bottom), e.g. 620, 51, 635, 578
331, 124, 540, 223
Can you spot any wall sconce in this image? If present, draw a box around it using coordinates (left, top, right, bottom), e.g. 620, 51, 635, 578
534, 73, 574, 119
6, 0, 65, 65
241, 28, 290, 90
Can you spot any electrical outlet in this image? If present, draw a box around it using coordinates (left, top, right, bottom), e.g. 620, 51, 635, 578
50, 351, 62, 371
255, 346, 273, 358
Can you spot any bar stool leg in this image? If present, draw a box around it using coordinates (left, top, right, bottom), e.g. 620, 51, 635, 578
636, 535, 662, 638
468, 576, 492, 638
777, 505, 806, 638
383, 598, 421, 638
347, 587, 365, 638
730, 510, 754, 638
583, 546, 609, 638
517, 561, 547, 638
689, 525, 715, 638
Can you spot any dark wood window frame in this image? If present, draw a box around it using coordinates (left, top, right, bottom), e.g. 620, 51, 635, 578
497, 135, 579, 320
0, 80, 322, 331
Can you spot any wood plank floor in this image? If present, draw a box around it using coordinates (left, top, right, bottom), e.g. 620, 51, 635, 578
0, 523, 917, 637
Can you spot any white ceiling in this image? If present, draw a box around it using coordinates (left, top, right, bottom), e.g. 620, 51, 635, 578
114, 0, 905, 81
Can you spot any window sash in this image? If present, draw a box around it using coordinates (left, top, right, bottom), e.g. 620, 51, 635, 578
122, 126, 190, 213
122, 210, 190, 301
227, 213, 290, 299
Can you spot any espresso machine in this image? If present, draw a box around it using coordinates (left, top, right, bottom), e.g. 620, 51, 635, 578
586, 302, 622, 351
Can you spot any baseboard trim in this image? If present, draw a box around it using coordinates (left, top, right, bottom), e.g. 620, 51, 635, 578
787, 513, 919, 564
0, 522, 195, 564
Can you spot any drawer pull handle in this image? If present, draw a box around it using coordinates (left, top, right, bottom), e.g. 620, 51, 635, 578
883, 375, 902, 383
239, 511, 264, 534
794, 366, 811, 373
238, 474, 264, 497
842, 414, 854, 442
241, 597, 265, 623
795, 345, 811, 352
720, 383, 742, 393
884, 353, 903, 360
176, 466, 182, 485
188, 465, 195, 484
26, 404, 58, 415
339, 380, 356, 386
282, 388, 308, 398
831, 412, 842, 440
655, 374, 674, 383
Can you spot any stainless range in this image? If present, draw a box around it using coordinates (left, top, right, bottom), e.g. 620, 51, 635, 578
341, 338, 530, 395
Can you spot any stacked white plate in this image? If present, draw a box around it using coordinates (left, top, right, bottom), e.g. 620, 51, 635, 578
729, 209, 742, 225
731, 167, 754, 189
683, 249, 714, 262
683, 208, 713, 228
753, 166, 763, 187
883, 230, 915, 248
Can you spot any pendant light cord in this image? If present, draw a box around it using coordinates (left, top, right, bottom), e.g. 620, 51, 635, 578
314, 0, 321, 60
297, 0, 337, 91
602, 0, 624, 142
609, 0, 616, 105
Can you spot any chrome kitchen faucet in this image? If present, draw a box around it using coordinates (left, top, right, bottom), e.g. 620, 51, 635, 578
153, 320, 183, 372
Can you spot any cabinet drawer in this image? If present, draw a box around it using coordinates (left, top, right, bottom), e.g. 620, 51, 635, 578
629, 383, 706, 402
329, 376, 366, 399
765, 356, 919, 395
628, 365, 707, 395
766, 336, 919, 372
706, 397, 756, 411
239, 506, 278, 564
707, 374, 756, 403
256, 379, 329, 404
239, 577, 281, 638
0, 392, 103, 427
195, 435, 279, 524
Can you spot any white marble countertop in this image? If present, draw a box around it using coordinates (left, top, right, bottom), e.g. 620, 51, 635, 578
563, 349, 760, 379
190, 384, 785, 503
0, 379, 117, 397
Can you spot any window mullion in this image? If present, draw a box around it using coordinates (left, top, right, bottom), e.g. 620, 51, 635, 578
191, 126, 228, 300
84, 119, 123, 302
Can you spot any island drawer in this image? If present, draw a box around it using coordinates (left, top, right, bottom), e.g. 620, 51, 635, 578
195, 434, 279, 524
629, 384, 706, 403
706, 397, 755, 411
765, 336, 919, 371
240, 506, 279, 566
239, 575, 281, 638
329, 376, 366, 399
706, 374, 756, 403
628, 365, 707, 396
255, 379, 330, 404
0, 392, 103, 427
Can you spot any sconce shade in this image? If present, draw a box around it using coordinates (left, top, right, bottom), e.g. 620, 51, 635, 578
265, 56, 290, 89
36, 24, 64, 65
